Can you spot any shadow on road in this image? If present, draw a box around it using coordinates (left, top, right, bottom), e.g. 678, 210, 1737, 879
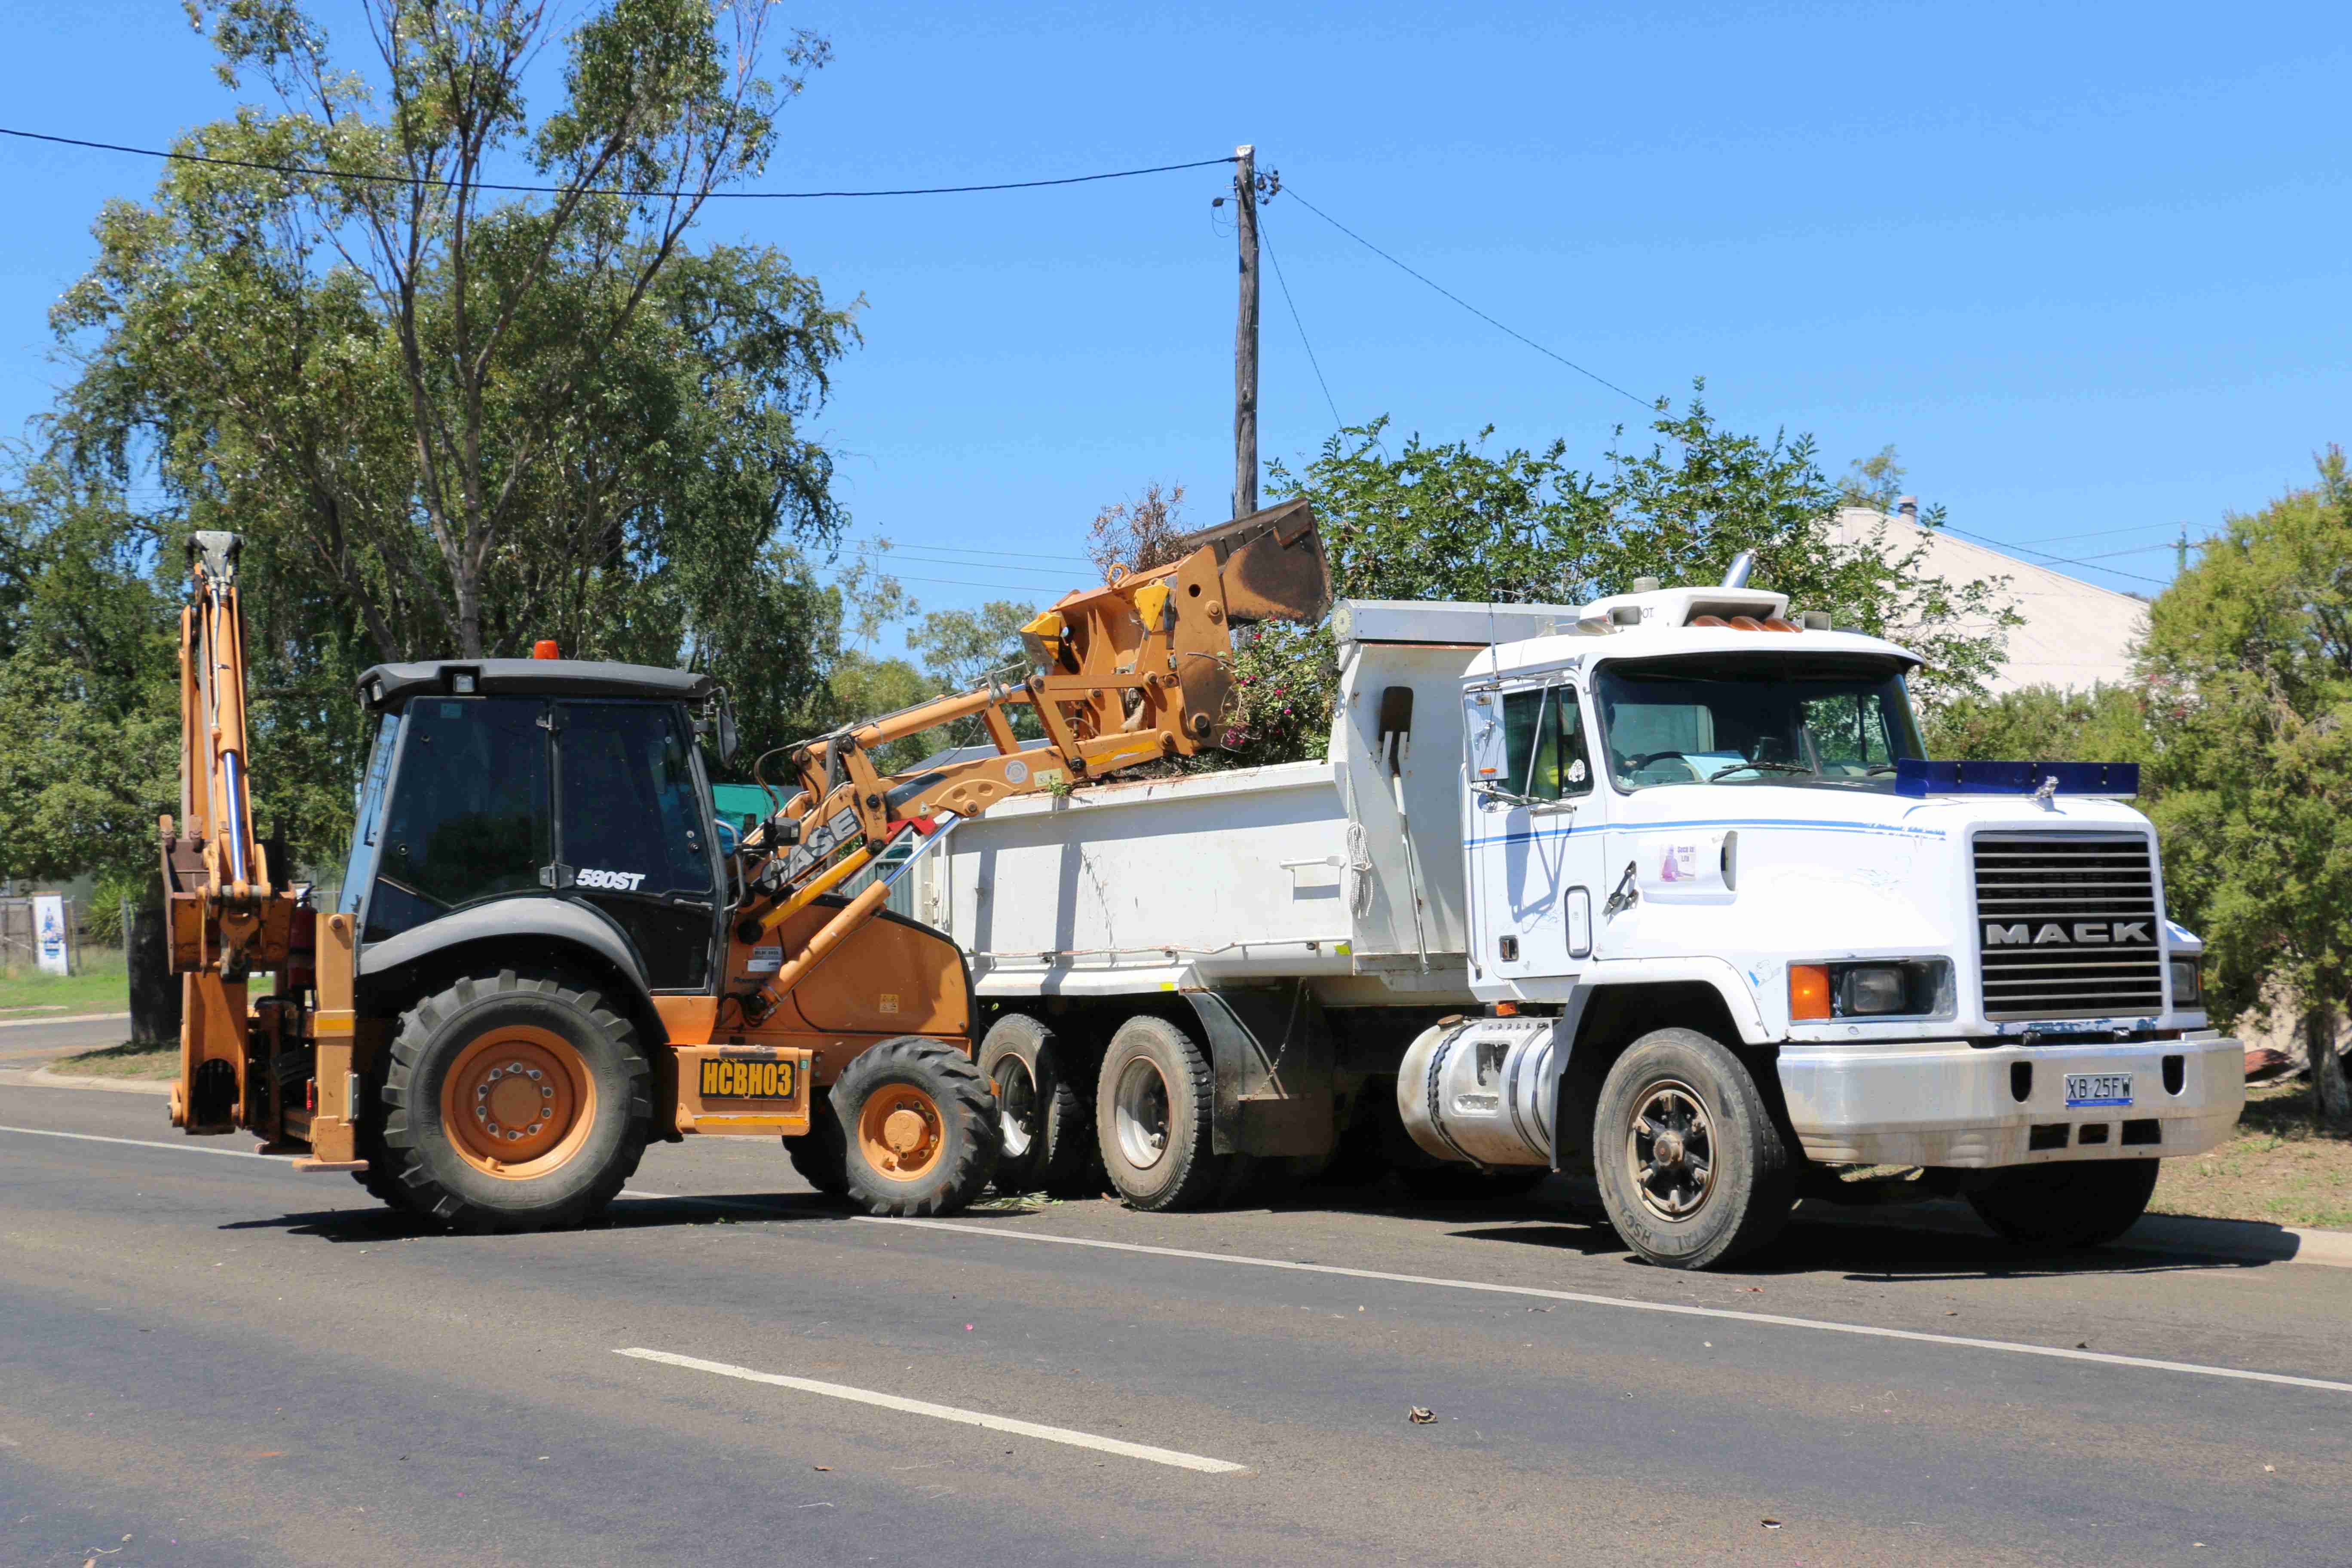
218, 1189, 845, 1242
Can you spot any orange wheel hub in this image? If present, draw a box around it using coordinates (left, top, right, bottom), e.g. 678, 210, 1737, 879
856, 1086, 945, 1182
440, 1024, 596, 1180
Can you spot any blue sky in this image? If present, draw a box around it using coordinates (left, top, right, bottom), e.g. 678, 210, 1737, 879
3, 0, 2346, 653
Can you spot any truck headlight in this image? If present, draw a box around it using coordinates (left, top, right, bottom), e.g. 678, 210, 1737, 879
2170, 956, 2202, 1007
1789, 958, 1954, 1021
1841, 966, 1908, 1016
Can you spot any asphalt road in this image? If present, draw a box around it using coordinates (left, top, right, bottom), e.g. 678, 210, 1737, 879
3, 1081, 2348, 1568
0, 1015, 130, 1071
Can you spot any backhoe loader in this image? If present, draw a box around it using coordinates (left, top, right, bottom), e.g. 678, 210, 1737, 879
163, 506, 1327, 1230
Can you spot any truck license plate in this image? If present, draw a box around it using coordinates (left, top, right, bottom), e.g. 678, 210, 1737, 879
701, 1057, 796, 1099
2065, 1072, 2132, 1108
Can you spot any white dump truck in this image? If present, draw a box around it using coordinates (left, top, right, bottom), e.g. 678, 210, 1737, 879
906, 568, 2244, 1268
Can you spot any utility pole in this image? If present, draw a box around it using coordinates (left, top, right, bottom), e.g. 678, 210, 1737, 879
1232, 143, 1259, 520
2175, 524, 2189, 577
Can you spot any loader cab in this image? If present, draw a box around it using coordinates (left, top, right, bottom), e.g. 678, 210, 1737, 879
342, 658, 731, 992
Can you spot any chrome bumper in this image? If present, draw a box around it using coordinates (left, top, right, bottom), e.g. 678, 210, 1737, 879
1775, 1032, 2244, 1168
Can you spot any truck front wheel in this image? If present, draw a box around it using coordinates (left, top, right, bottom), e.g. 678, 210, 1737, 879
1592, 1028, 1795, 1270
377, 971, 652, 1233
831, 1037, 1000, 1217
1966, 1158, 2158, 1251
1096, 1015, 1230, 1211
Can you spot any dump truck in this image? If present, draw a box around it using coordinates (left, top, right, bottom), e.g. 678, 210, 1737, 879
161, 504, 1331, 1229
906, 563, 2246, 1268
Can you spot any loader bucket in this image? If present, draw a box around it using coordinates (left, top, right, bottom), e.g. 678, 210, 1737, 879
1172, 498, 1330, 626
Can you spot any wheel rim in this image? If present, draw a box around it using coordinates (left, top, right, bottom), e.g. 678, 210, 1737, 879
1625, 1078, 1716, 1223
441, 1024, 596, 1181
1112, 1056, 1172, 1171
992, 1055, 1040, 1161
857, 1084, 946, 1182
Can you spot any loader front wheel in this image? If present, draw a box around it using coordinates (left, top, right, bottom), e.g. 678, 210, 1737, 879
377, 971, 651, 1233
833, 1037, 1000, 1217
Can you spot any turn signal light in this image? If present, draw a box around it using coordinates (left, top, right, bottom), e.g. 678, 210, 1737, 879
1789, 964, 1832, 1021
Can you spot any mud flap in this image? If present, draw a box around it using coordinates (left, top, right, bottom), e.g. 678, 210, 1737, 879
1182, 981, 1335, 1158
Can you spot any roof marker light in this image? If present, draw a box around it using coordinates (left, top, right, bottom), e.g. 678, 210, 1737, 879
533, 640, 560, 660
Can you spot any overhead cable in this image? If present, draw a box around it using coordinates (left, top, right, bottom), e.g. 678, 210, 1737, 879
1259, 213, 1343, 430
1280, 184, 1651, 410
0, 126, 1235, 200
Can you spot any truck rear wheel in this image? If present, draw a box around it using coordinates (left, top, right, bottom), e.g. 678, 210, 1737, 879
1592, 1028, 1795, 1270
377, 971, 651, 1233
979, 1014, 1098, 1196
1096, 1014, 1230, 1211
832, 1037, 1000, 1217
1966, 1158, 2159, 1251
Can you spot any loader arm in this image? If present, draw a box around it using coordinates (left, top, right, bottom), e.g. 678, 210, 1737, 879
165, 531, 300, 1133
732, 499, 1329, 1022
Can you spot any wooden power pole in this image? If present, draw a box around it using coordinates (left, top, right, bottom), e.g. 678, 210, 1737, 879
1231, 143, 1259, 520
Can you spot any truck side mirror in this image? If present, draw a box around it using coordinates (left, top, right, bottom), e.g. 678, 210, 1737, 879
714, 704, 739, 765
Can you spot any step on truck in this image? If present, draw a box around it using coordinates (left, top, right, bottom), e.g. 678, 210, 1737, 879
910, 558, 2245, 1268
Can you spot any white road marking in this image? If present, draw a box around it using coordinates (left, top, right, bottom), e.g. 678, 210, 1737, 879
13, 1128, 2345, 1398
854, 1216, 2352, 1397
615, 1347, 1249, 1474
0, 1124, 276, 1159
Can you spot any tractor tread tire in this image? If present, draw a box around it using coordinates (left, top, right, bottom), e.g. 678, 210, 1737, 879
376, 970, 651, 1234
832, 1036, 1000, 1218
786, 1090, 851, 1196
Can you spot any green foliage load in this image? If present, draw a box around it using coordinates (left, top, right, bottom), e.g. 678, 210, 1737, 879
1225, 391, 2018, 762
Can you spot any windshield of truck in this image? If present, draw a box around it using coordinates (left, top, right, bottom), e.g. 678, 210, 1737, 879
1593, 655, 1923, 791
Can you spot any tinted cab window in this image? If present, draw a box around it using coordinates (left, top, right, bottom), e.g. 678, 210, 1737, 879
558, 701, 717, 989
364, 698, 550, 943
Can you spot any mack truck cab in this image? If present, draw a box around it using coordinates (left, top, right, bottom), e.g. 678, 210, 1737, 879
1399, 571, 2245, 1267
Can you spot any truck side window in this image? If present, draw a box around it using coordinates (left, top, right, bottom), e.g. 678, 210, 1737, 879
364, 698, 550, 942
1501, 686, 1593, 800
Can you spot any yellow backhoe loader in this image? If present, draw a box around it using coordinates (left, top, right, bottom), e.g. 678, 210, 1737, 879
164, 506, 1327, 1229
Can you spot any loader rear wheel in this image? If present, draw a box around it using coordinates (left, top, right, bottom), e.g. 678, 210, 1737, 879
980, 1013, 1098, 1196
377, 971, 650, 1233
1095, 1014, 1230, 1212
832, 1037, 999, 1217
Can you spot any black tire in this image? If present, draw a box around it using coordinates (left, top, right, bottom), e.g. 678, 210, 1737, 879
352, 1050, 426, 1216
832, 1036, 1000, 1217
1592, 1028, 1795, 1270
1966, 1158, 2159, 1250
377, 971, 652, 1234
785, 1090, 851, 1197
1095, 1014, 1229, 1211
979, 1014, 1099, 1196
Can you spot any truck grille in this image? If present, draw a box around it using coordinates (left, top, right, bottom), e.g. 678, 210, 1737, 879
1973, 832, 2163, 1020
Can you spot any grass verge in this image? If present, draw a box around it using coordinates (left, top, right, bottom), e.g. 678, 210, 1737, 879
50, 1040, 177, 1080
0, 949, 129, 1017
2151, 1078, 2352, 1231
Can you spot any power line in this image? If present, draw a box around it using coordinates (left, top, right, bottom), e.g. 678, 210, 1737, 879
0, 126, 1234, 201
1280, 184, 1652, 410
1939, 523, 2175, 588
836, 536, 1091, 564
2003, 519, 2187, 548
1259, 212, 1341, 430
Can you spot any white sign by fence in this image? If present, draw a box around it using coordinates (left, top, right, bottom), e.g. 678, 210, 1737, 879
33, 893, 70, 976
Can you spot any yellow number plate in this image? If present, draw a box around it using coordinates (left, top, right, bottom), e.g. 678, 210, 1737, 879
699, 1057, 796, 1099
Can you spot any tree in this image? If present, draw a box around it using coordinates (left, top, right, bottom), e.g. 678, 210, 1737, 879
2137, 446, 2352, 1126
1085, 481, 1190, 582
1924, 683, 2149, 765
1227, 389, 2017, 761
1837, 444, 1908, 511
906, 600, 1041, 752
35, 0, 860, 872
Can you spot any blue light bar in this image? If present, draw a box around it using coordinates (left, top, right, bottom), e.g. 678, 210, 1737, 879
1895, 759, 2140, 798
